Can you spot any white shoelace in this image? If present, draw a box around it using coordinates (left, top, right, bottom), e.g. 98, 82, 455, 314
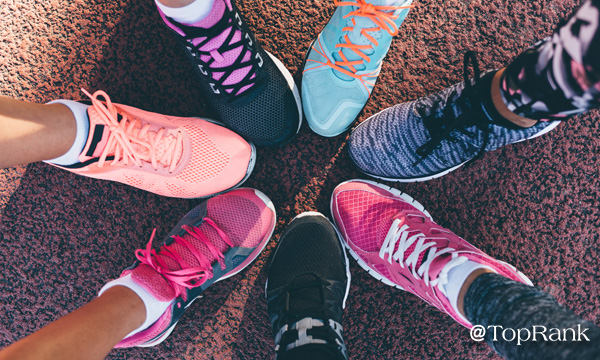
378, 217, 469, 295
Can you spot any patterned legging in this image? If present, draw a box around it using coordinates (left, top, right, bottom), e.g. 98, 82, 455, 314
500, 0, 600, 121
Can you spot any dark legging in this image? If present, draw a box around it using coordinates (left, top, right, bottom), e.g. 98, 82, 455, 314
500, 0, 600, 121
464, 273, 600, 359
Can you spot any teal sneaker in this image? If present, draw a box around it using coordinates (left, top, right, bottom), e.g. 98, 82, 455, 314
301, 0, 413, 137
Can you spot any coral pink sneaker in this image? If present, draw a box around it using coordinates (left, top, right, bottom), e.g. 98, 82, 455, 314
330, 179, 532, 327
52, 89, 255, 198
112, 188, 275, 347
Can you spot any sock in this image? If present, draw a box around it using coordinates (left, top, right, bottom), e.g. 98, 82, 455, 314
44, 100, 90, 166
155, 0, 216, 24
99, 274, 174, 339
443, 260, 493, 324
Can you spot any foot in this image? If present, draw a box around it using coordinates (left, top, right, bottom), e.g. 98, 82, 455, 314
107, 188, 276, 347
51, 90, 255, 198
331, 179, 532, 327
348, 52, 561, 182
266, 212, 350, 359
158, 0, 302, 146
301, 0, 413, 137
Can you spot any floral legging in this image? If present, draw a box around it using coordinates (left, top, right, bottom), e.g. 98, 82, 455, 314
500, 0, 600, 121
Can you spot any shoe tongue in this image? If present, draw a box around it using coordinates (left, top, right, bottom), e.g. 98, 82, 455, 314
157, 222, 230, 278
184, 0, 255, 95
187, 0, 226, 30
288, 274, 325, 315
79, 106, 184, 168
131, 264, 176, 302
408, 231, 451, 280
79, 107, 110, 162
333, 0, 400, 80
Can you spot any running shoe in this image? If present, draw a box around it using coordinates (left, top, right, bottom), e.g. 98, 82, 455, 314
331, 179, 532, 327
50, 89, 255, 198
157, 0, 302, 146
301, 0, 414, 137
348, 52, 561, 182
266, 212, 350, 359
111, 188, 276, 347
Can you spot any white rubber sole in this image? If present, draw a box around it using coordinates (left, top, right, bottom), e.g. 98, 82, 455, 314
265, 211, 352, 309
331, 179, 533, 290
353, 109, 562, 183
139, 188, 277, 347
264, 50, 303, 134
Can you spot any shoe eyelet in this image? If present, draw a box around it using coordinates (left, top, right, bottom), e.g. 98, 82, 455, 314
244, 33, 253, 46
255, 53, 263, 67
198, 64, 208, 76
209, 83, 221, 94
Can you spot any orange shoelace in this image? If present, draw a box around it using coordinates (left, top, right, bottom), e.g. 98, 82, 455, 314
307, 0, 414, 83
82, 89, 184, 173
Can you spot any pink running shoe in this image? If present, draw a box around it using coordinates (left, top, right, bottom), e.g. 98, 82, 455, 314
51, 89, 255, 198
330, 179, 532, 327
111, 188, 275, 347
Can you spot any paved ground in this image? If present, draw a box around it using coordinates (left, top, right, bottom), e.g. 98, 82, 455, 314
1, 0, 599, 359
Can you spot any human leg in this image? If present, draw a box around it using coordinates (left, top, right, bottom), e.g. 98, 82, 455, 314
0, 286, 145, 360
348, 0, 600, 182
464, 272, 600, 359
330, 179, 599, 359
1, 89, 256, 198
0, 97, 79, 168
0, 188, 276, 357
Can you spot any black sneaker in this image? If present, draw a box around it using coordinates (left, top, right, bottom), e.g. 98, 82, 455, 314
266, 212, 350, 360
157, 0, 302, 146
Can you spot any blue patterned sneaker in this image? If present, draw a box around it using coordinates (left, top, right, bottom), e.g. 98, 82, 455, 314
301, 0, 414, 137
348, 52, 561, 182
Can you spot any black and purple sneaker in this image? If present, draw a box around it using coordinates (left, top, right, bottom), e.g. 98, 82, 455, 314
157, 0, 302, 146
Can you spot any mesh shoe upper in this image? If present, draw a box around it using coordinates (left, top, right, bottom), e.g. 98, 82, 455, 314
115, 188, 276, 348
53, 90, 254, 198
266, 213, 350, 359
331, 180, 533, 328
302, 0, 413, 136
349, 59, 560, 181
158, 0, 301, 146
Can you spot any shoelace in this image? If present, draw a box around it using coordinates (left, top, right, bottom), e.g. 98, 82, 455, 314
378, 217, 468, 295
414, 51, 491, 166
308, 0, 413, 83
136, 218, 233, 297
172, 8, 263, 97
82, 89, 183, 172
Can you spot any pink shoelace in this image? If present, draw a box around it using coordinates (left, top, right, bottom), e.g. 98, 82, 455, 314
135, 218, 234, 297
82, 89, 184, 172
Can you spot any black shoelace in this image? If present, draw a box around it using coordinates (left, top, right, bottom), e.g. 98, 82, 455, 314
413, 51, 492, 166
170, 10, 264, 99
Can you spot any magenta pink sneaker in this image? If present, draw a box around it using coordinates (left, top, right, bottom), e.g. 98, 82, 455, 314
330, 179, 532, 328
113, 188, 276, 347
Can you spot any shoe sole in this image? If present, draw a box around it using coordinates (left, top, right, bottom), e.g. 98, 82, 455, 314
331, 179, 533, 291
265, 211, 352, 309
140, 188, 277, 347
352, 110, 562, 182
264, 50, 303, 137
